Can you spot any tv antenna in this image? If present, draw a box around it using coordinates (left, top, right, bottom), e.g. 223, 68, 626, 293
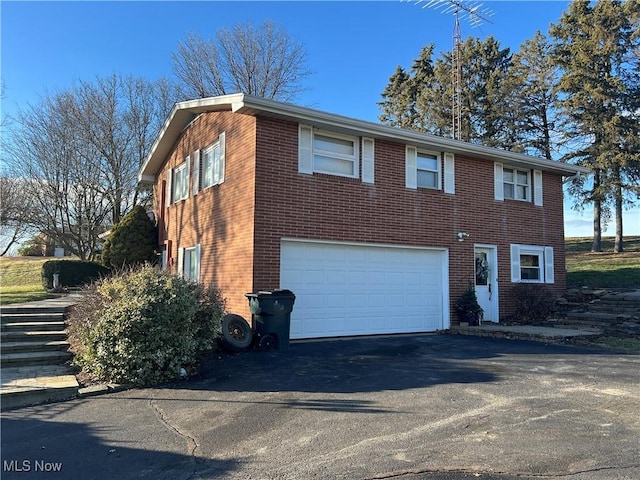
403, 0, 494, 140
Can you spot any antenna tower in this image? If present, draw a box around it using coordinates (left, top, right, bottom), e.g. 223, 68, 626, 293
405, 0, 494, 140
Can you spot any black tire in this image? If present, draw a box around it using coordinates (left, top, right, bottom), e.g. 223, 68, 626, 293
221, 314, 253, 351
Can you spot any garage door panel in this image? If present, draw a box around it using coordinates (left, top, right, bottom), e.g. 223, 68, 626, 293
281, 241, 448, 339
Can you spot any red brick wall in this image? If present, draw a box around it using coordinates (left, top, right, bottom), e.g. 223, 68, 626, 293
154, 110, 567, 326
252, 115, 567, 322
153, 111, 257, 320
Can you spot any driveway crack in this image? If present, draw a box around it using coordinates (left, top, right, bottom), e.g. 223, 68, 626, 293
149, 398, 200, 457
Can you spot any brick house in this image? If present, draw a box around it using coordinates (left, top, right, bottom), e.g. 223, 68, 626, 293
138, 93, 589, 339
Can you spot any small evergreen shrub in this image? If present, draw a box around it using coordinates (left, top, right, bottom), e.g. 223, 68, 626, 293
102, 205, 158, 269
510, 283, 555, 324
455, 284, 484, 325
67, 265, 225, 385
42, 260, 111, 289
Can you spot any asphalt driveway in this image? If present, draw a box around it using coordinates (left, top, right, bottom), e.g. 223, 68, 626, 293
2, 335, 639, 479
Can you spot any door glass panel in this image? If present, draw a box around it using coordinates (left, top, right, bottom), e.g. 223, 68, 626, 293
475, 252, 489, 286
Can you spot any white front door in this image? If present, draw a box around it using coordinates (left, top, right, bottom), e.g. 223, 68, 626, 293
474, 246, 498, 322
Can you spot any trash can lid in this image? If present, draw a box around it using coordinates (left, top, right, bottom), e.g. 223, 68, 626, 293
246, 289, 295, 297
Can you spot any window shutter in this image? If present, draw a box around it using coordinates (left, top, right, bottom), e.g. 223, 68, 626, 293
185, 156, 191, 199
166, 240, 172, 267
193, 150, 200, 195
362, 137, 375, 184
405, 145, 417, 189
177, 247, 184, 276
298, 124, 313, 174
544, 246, 554, 284
218, 132, 226, 184
166, 169, 173, 207
510, 244, 521, 282
194, 243, 201, 282
444, 152, 455, 194
534, 170, 543, 206
494, 163, 504, 201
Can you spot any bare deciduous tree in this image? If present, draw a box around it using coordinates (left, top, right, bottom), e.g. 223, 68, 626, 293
172, 21, 311, 101
0, 177, 35, 256
6, 75, 179, 259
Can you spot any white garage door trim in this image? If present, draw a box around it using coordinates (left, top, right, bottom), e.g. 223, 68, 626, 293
280, 238, 450, 339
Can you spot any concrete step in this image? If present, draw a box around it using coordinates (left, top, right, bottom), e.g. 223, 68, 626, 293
1, 305, 68, 315
1, 340, 70, 354
1, 350, 72, 367
1, 312, 66, 325
1, 321, 66, 332
1, 330, 68, 343
1, 365, 78, 410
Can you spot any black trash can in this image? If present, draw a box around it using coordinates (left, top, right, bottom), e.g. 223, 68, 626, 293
245, 289, 296, 350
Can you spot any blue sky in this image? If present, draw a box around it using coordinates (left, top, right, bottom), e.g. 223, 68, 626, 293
2, 1, 638, 237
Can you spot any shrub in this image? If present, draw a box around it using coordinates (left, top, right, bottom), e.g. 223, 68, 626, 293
455, 284, 483, 325
67, 265, 225, 385
102, 205, 158, 269
42, 260, 111, 289
510, 283, 555, 324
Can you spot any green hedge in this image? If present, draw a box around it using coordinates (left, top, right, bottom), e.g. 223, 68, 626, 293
41, 260, 111, 289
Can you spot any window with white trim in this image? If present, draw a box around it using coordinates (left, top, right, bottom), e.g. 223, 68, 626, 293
406, 146, 451, 191
197, 131, 226, 190
171, 160, 189, 203
510, 244, 554, 284
416, 151, 441, 189
202, 141, 222, 188
312, 130, 359, 178
178, 244, 201, 283
503, 167, 530, 201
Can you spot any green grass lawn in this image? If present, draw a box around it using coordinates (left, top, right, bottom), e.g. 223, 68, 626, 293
565, 236, 640, 289
0, 257, 51, 304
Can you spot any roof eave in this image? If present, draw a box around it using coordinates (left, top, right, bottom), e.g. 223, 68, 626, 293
138, 93, 591, 183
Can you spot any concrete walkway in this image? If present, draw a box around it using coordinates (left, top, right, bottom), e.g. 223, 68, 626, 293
450, 323, 601, 343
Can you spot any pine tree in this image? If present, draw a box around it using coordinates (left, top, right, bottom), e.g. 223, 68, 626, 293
379, 37, 514, 147
378, 66, 414, 129
550, 0, 639, 252
508, 31, 560, 160
102, 205, 158, 268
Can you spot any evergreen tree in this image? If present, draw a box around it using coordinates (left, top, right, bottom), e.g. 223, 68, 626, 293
378, 45, 437, 130
508, 31, 560, 160
102, 205, 158, 268
550, 0, 639, 252
378, 66, 414, 129
379, 37, 515, 148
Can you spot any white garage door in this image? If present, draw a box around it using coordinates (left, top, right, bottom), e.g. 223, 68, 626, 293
280, 240, 449, 339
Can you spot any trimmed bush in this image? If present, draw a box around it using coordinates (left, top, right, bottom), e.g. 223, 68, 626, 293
510, 283, 555, 324
41, 260, 111, 289
102, 205, 158, 269
67, 265, 225, 385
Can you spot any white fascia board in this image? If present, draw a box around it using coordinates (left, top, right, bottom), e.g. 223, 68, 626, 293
137, 94, 246, 184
